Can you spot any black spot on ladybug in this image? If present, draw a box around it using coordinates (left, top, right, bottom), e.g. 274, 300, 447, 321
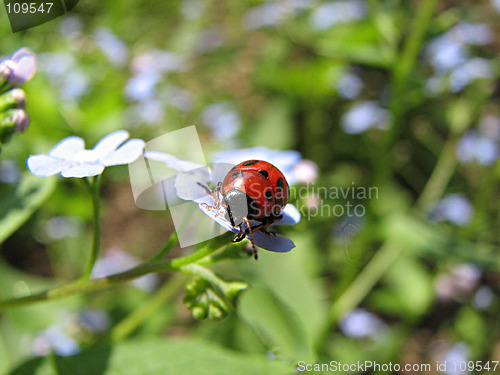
242, 160, 259, 166
265, 190, 273, 202
232, 171, 243, 178
276, 198, 283, 206
277, 177, 284, 189
230, 165, 238, 171
258, 169, 269, 179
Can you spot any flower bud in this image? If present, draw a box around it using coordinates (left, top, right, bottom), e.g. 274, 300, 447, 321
0, 48, 37, 87
0, 109, 29, 144
183, 277, 229, 321
0, 88, 26, 112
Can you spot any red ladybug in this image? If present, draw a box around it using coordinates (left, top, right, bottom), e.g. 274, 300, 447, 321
201, 160, 289, 260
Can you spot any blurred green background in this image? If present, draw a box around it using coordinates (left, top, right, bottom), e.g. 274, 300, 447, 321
1, 0, 500, 374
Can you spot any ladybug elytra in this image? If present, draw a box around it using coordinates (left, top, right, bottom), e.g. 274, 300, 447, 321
201, 160, 290, 260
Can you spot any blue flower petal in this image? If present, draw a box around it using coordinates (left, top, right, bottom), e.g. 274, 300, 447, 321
279, 204, 301, 225
253, 231, 295, 253
26, 155, 70, 177
48, 136, 85, 159
60, 164, 105, 178
102, 138, 145, 166
93, 130, 129, 158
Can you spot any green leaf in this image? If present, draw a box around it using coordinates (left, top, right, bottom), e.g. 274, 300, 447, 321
237, 238, 326, 361
238, 285, 311, 361
369, 256, 434, 318
8, 338, 294, 375
314, 21, 395, 68
0, 173, 56, 244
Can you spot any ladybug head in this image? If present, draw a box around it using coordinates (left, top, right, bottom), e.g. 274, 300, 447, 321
222, 189, 259, 227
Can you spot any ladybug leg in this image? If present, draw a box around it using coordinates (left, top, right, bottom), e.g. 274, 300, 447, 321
197, 182, 212, 195
198, 182, 223, 211
260, 227, 277, 237
231, 225, 246, 242
212, 182, 222, 210
243, 217, 258, 260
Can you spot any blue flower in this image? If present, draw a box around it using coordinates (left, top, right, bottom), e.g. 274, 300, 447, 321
131, 50, 186, 75
341, 101, 389, 134
0, 48, 37, 86
449, 58, 493, 92
443, 343, 470, 374
473, 286, 494, 310
32, 325, 80, 357
425, 23, 494, 93
339, 308, 387, 339
244, 0, 310, 30
310, 1, 367, 31
91, 248, 159, 292
456, 130, 498, 166
93, 27, 129, 67
447, 22, 493, 46
426, 37, 467, 74
38, 52, 90, 100
428, 194, 473, 226
492, 0, 500, 13
125, 70, 160, 101
27, 130, 145, 178
202, 102, 242, 142
0, 160, 20, 184
77, 309, 111, 333
335, 71, 363, 99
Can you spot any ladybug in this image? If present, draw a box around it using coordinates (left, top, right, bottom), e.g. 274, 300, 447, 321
200, 160, 289, 260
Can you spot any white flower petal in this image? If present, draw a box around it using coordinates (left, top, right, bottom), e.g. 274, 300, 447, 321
197, 197, 296, 252
175, 170, 213, 202
26, 155, 70, 177
93, 130, 129, 158
60, 164, 105, 178
197, 199, 236, 233
253, 231, 295, 253
144, 151, 205, 172
102, 139, 145, 166
279, 204, 301, 225
48, 136, 85, 159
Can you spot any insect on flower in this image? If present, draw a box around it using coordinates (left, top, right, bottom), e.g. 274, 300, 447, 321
198, 160, 290, 260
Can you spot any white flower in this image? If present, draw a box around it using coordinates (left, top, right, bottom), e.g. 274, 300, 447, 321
145, 149, 302, 253
27, 130, 145, 178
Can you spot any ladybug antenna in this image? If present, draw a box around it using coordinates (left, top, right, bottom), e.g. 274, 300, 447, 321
243, 217, 258, 260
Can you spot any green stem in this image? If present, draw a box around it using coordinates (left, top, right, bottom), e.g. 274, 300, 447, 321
416, 139, 457, 209
376, 0, 439, 178
147, 232, 178, 263
110, 274, 187, 342
0, 242, 226, 311
82, 176, 101, 280
329, 242, 401, 325
179, 263, 229, 293
389, 0, 438, 129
